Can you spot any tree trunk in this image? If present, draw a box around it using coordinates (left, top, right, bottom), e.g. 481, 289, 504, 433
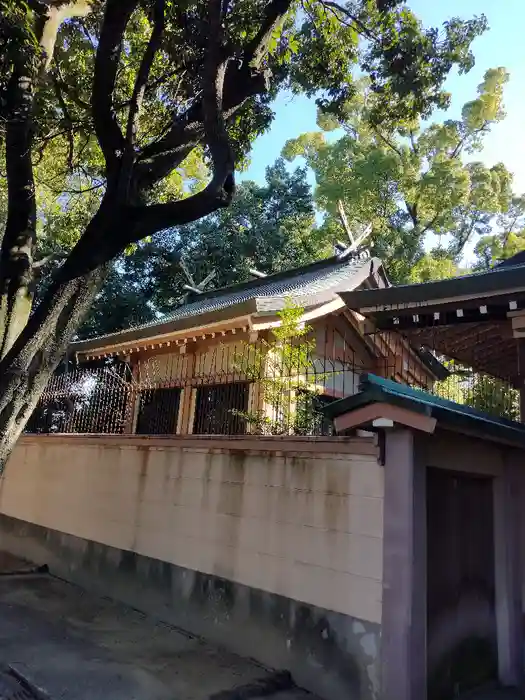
0, 64, 37, 359
0, 1, 96, 361
0, 262, 109, 471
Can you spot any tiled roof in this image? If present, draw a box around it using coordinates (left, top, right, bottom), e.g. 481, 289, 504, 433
73, 252, 381, 348
151, 252, 378, 325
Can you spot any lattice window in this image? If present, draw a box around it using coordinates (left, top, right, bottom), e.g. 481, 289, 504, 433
193, 382, 249, 435
135, 387, 181, 435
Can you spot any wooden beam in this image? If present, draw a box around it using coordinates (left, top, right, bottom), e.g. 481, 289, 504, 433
375, 306, 511, 331
333, 402, 437, 435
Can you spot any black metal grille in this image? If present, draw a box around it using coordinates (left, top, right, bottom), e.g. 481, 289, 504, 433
193, 382, 249, 435
24, 323, 522, 436
294, 392, 337, 436
25, 367, 130, 434
136, 387, 181, 435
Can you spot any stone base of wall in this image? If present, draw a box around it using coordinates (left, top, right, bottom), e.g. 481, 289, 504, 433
0, 513, 380, 700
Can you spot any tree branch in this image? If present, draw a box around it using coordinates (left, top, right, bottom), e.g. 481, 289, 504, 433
92, 0, 138, 175
449, 121, 489, 159
452, 214, 478, 257
202, 0, 234, 195
503, 213, 520, 246
134, 58, 266, 192
119, 0, 165, 198
61, 181, 105, 195
114, 67, 180, 112
406, 201, 418, 228
419, 212, 441, 237
245, 0, 294, 70
409, 130, 418, 155
128, 188, 231, 240
132, 0, 290, 193
52, 0, 295, 277
35, 1, 93, 74
372, 125, 403, 158
33, 252, 67, 269
78, 17, 97, 51
125, 0, 165, 150
128, 0, 236, 239
51, 72, 90, 111
318, 0, 378, 41
51, 70, 75, 169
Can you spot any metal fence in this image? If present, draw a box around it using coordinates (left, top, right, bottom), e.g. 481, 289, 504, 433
24, 352, 343, 437
24, 334, 521, 437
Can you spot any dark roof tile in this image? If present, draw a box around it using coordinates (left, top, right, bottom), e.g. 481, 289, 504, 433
151, 253, 376, 325
74, 253, 379, 347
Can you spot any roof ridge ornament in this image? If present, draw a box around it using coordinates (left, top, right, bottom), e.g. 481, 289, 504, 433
248, 267, 268, 279
180, 259, 216, 295
336, 199, 372, 259
335, 244, 371, 261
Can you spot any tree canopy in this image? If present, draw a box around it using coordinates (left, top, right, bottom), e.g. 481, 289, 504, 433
473, 194, 525, 269
78, 158, 326, 337
283, 67, 518, 281
0, 0, 488, 463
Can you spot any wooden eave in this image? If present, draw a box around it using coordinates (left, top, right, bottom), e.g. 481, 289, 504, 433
72, 297, 351, 361
339, 271, 525, 383
73, 312, 256, 361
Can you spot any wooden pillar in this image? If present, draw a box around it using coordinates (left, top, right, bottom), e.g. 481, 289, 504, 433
177, 349, 196, 434
123, 356, 139, 434
177, 387, 196, 435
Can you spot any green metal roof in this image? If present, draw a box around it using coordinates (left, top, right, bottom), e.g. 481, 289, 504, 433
323, 374, 525, 448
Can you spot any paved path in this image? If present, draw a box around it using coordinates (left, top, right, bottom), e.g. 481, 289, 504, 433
1, 569, 521, 700
0, 575, 291, 700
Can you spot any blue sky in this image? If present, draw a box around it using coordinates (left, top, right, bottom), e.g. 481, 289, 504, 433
241, 0, 525, 194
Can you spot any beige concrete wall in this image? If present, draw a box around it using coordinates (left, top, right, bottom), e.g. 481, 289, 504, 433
0, 435, 383, 624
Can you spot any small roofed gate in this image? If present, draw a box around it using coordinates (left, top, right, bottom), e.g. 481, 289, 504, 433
339, 253, 525, 424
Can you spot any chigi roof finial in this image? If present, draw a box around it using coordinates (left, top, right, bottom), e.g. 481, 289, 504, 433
180, 260, 216, 294
248, 267, 267, 279
336, 199, 373, 258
